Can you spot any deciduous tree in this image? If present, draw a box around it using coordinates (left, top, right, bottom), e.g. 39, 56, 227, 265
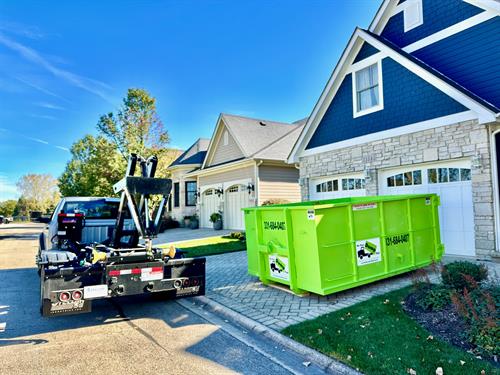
16, 174, 59, 213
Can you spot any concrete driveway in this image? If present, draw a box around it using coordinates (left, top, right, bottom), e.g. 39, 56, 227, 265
154, 227, 233, 245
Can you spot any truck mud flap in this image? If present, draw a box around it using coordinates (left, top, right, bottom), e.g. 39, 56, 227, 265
42, 298, 92, 317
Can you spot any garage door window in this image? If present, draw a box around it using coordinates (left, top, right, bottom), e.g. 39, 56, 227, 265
204, 189, 213, 196
387, 170, 422, 187
342, 178, 365, 191
428, 167, 471, 184
316, 179, 339, 193
228, 185, 239, 193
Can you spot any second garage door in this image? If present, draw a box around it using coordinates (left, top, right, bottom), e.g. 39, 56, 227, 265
379, 160, 474, 257
200, 189, 220, 228
224, 185, 248, 230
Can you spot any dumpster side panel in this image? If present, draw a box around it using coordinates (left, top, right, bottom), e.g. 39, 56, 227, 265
243, 209, 259, 276
315, 206, 355, 289
382, 200, 413, 272
291, 208, 322, 293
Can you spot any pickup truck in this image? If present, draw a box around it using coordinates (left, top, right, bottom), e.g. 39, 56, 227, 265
37, 154, 206, 317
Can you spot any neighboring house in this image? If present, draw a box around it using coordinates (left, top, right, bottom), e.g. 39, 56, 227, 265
185, 113, 305, 230
289, 0, 500, 259
166, 138, 209, 223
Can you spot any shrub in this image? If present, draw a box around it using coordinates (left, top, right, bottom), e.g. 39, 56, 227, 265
159, 217, 180, 232
227, 231, 245, 241
209, 212, 222, 223
416, 284, 451, 311
261, 198, 289, 206
451, 286, 499, 357
441, 261, 488, 291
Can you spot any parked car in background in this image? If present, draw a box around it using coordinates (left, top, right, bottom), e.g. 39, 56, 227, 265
0, 215, 12, 224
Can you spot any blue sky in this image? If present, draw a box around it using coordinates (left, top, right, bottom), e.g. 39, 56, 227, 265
0, 0, 379, 200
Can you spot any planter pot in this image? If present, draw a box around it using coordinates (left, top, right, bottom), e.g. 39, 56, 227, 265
213, 219, 223, 230
190, 219, 199, 229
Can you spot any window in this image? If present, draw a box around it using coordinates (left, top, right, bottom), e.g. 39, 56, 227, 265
428, 167, 471, 184
387, 170, 422, 187
353, 62, 383, 117
223, 131, 229, 146
185, 181, 197, 206
404, 0, 423, 32
204, 189, 213, 196
341, 178, 365, 191
173, 182, 180, 207
227, 185, 239, 193
62, 199, 119, 219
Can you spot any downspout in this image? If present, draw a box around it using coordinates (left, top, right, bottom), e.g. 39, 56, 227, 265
255, 160, 263, 206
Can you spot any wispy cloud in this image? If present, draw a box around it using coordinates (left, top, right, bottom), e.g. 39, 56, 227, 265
0, 21, 45, 40
34, 101, 65, 110
15, 76, 71, 103
0, 31, 114, 103
0, 174, 18, 200
30, 114, 57, 120
0, 127, 69, 152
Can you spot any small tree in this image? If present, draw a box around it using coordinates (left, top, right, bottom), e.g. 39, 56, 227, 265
0, 200, 17, 216
16, 174, 59, 214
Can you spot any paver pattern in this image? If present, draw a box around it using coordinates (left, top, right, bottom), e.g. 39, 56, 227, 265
206, 251, 443, 331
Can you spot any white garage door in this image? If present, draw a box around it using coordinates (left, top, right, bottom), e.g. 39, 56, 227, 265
200, 189, 220, 228
224, 185, 248, 230
379, 160, 474, 257
310, 174, 366, 200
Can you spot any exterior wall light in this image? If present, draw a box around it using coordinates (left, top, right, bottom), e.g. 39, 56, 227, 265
246, 183, 255, 195
471, 152, 482, 169
215, 188, 224, 197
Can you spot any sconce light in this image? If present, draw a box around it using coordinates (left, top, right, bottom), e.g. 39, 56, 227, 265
471, 152, 482, 169
246, 183, 255, 195
196, 188, 200, 198
364, 168, 375, 183
215, 188, 224, 197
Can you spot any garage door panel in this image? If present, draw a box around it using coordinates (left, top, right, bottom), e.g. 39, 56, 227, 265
379, 162, 474, 257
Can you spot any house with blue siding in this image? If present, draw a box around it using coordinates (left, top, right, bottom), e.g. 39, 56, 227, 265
289, 0, 500, 259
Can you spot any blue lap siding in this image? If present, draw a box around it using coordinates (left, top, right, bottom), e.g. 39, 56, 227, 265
353, 43, 380, 63
412, 17, 500, 110
381, 0, 484, 48
305, 58, 467, 149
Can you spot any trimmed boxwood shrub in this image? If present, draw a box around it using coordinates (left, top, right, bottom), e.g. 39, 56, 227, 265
441, 261, 488, 290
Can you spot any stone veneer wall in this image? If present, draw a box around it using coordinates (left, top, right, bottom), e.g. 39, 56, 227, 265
299, 120, 499, 258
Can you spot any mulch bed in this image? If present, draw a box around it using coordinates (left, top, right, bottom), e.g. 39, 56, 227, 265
403, 289, 499, 367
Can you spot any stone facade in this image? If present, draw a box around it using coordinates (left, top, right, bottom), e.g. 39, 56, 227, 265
299, 120, 499, 258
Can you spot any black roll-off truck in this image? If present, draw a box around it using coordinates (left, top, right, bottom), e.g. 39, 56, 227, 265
36, 154, 206, 317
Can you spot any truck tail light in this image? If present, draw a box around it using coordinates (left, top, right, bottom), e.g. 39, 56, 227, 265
59, 292, 71, 302
72, 290, 82, 300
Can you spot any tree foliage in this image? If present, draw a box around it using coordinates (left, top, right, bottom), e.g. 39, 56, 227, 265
59, 88, 180, 197
16, 173, 60, 214
58, 135, 124, 197
0, 199, 17, 216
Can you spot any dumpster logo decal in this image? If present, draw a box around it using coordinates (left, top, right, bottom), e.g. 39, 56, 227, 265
385, 233, 409, 247
356, 238, 381, 266
264, 221, 286, 230
307, 210, 315, 220
269, 255, 289, 281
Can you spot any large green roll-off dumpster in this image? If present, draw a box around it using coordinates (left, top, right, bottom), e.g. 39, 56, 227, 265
243, 194, 444, 295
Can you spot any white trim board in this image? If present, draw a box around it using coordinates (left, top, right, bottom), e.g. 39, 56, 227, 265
300, 111, 476, 157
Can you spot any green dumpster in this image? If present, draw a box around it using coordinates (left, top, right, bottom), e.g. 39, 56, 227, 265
243, 194, 444, 296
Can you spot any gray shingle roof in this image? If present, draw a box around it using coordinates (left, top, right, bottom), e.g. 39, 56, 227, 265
221, 114, 304, 160
169, 138, 209, 167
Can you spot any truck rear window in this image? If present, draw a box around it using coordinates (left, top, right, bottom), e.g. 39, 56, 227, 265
62, 200, 119, 219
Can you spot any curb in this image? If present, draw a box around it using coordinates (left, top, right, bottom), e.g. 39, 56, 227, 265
184, 295, 362, 375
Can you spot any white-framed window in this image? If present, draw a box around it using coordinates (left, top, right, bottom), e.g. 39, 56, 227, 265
404, 0, 423, 32
315, 178, 365, 193
352, 61, 383, 118
223, 130, 229, 146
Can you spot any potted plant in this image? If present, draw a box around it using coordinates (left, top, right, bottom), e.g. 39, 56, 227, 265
210, 211, 223, 230
183, 215, 192, 228
189, 214, 199, 229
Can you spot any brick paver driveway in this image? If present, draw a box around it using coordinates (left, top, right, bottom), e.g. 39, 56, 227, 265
205, 251, 440, 331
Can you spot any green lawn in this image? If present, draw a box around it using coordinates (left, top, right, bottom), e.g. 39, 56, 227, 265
159, 235, 246, 257
282, 287, 499, 375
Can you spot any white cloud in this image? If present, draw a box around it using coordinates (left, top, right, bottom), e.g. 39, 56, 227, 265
29, 114, 56, 120
0, 32, 114, 103
35, 102, 65, 110
15, 76, 71, 103
55, 146, 69, 152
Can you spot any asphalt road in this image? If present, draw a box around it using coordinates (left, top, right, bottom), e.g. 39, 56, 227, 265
0, 223, 326, 375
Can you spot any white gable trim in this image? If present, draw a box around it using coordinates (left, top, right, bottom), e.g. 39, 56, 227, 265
288, 28, 496, 162
201, 115, 247, 169
301, 110, 476, 157
464, 0, 500, 14
403, 11, 497, 53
